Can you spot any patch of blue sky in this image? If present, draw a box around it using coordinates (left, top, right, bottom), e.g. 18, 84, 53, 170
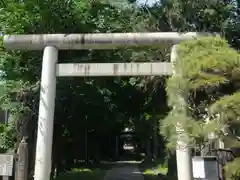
137, 0, 158, 6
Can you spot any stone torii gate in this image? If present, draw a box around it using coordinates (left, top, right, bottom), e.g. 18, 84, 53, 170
3, 32, 208, 180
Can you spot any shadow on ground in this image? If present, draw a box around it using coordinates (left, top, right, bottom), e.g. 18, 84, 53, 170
55, 163, 111, 180
55, 162, 140, 180
54, 161, 174, 180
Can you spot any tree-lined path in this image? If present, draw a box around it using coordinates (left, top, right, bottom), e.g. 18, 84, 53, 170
1, 0, 240, 180
104, 162, 143, 180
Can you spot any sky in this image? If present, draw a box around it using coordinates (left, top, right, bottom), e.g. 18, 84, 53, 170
137, 0, 157, 5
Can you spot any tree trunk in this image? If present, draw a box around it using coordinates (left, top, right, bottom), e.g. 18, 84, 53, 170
115, 135, 119, 160
153, 118, 158, 160
167, 151, 177, 179
145, 139, 152, 162
85, 128, 88, 163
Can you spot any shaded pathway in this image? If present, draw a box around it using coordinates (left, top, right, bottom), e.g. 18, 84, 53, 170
104, 161, 144, 180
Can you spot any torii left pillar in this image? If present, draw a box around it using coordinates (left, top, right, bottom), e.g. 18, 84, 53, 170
34, 46, 58, 180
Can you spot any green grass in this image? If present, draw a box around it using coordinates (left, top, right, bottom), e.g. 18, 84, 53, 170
142, 164, 168, 175
55, 163, 113, 180
139, 160, 169, 180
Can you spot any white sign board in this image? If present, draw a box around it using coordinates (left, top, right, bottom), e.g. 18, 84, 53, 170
0, 154, 14, 176
192, 157, 206, 179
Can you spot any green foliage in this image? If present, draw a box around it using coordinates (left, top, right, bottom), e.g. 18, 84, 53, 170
0, 79, 31, 150
160, 0, 235, 32
0, 122, 16, 152
1, 0, 240, 178
224, 158, 240, 180
162, 37, 240, 149
210, 92, 240, 124
163, 36, 240, 178
177, 37, 240, 90
0, 0, 167, 168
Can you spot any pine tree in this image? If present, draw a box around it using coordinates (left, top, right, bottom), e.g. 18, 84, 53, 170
163, 36, 240, 179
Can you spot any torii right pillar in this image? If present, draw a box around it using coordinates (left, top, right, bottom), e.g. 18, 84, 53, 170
171, 45, 193, 180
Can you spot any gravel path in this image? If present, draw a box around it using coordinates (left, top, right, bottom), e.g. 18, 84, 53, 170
104, 163, 144, 180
